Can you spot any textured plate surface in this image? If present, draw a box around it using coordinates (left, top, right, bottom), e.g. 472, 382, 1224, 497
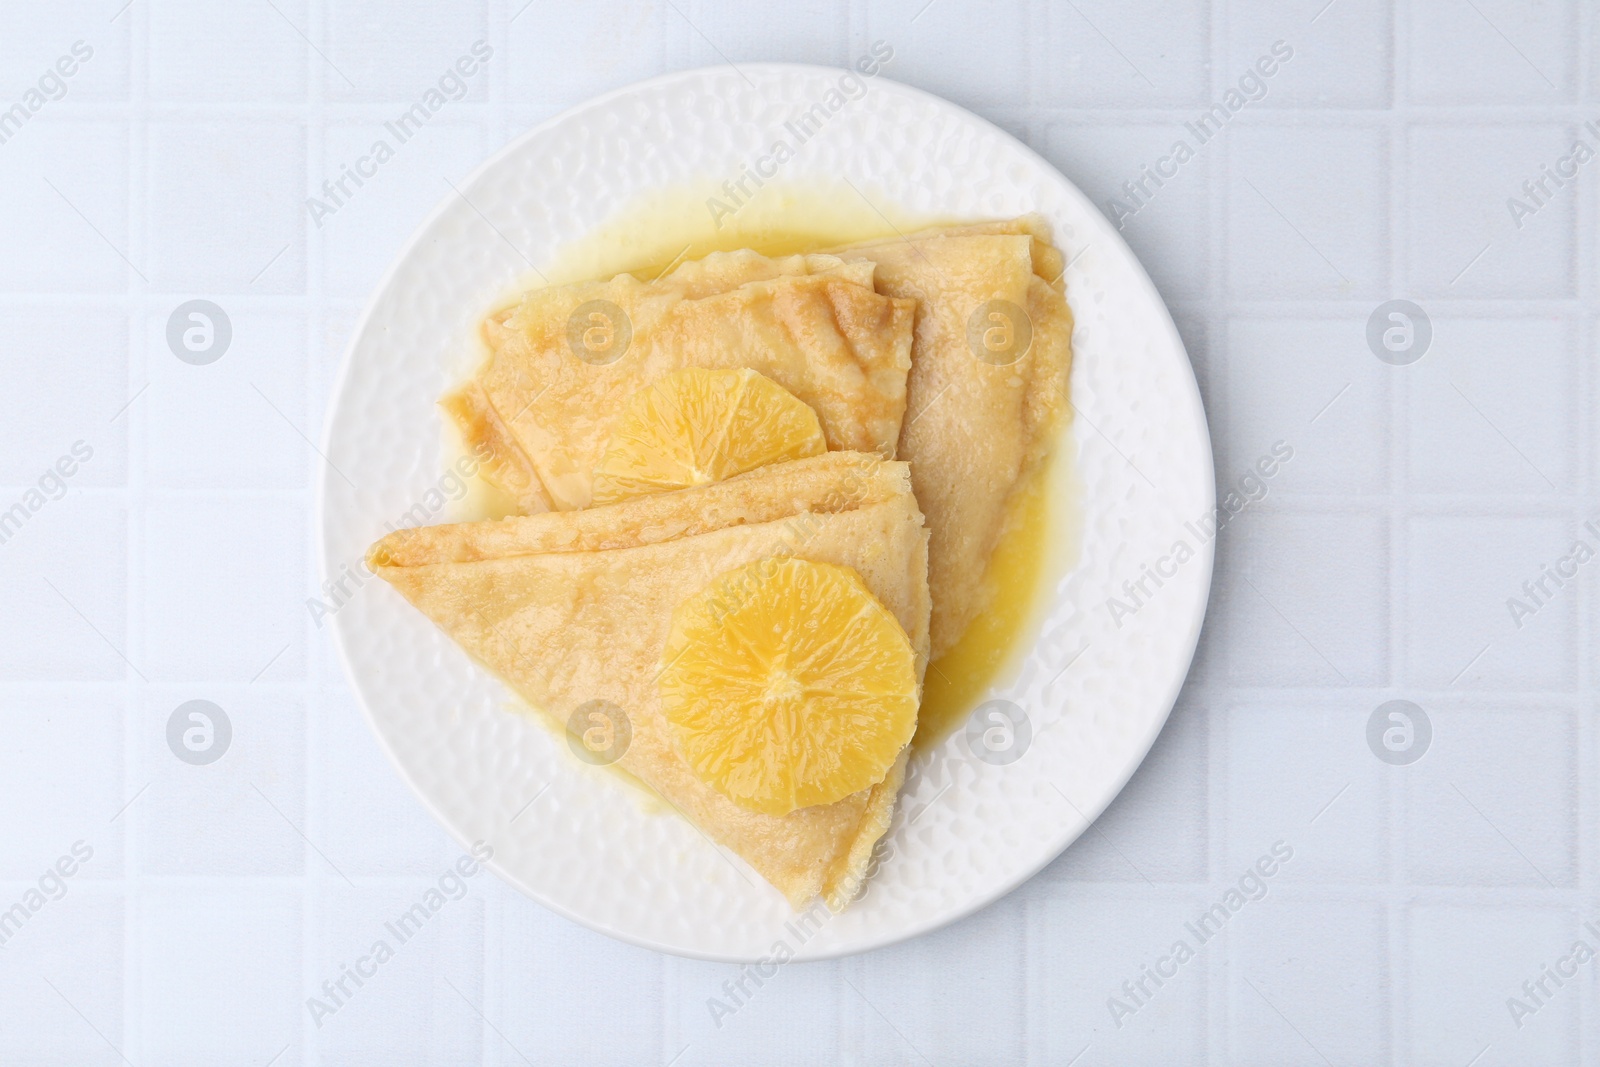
319, 64, 1214, 962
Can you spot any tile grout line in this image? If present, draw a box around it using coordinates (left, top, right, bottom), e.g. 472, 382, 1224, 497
1564, 7, 1594, 1064
121, 0, 149, 1059
1206, 0, 1229, 1059
300, 1, 326, 1063
1575, 7, 1596, 1064
1387, 5, 1410, 1061
39, 100, 1600, 119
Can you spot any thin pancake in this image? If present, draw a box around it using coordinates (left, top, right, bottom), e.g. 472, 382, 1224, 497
837, 216, 1073, 658
450, 252, 916, 513
367, 451, 930, 910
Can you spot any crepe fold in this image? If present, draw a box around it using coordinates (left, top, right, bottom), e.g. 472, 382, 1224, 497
837, 215, 1073, 659
447, 251, 917, 514
368, 451, 931, 910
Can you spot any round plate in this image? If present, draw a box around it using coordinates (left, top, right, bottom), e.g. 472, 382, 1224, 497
319, 63, 1214, 961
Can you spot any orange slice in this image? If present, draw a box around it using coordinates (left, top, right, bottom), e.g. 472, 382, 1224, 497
590, 369, 826, 505
658, 557, 919, 816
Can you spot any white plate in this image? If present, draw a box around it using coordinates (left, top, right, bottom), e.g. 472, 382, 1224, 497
319, 64, 1214, 961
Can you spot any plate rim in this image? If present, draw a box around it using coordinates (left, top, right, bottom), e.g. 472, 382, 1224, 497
317, 61, 1216, 962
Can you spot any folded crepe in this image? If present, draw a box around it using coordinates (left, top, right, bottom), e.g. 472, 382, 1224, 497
837, 216, 1073, 658
448, 251, 917, 514
367, 451, 931, 910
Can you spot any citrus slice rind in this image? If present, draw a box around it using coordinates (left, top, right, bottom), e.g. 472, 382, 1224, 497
591, 368, 827, 505
659, 557, 919, 816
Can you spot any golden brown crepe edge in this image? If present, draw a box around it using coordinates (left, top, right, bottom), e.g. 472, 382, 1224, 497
366, 450, 909, 569
832, 213, 1066, 288
439, 380, 553, 515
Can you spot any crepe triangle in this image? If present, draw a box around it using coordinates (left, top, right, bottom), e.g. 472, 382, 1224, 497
447, 250, 916, 514
367, 451, 931, 909
836, 215, 1073, 658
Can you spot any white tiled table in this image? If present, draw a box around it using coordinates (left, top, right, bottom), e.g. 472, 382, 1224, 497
1, 1, 1594, 1063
